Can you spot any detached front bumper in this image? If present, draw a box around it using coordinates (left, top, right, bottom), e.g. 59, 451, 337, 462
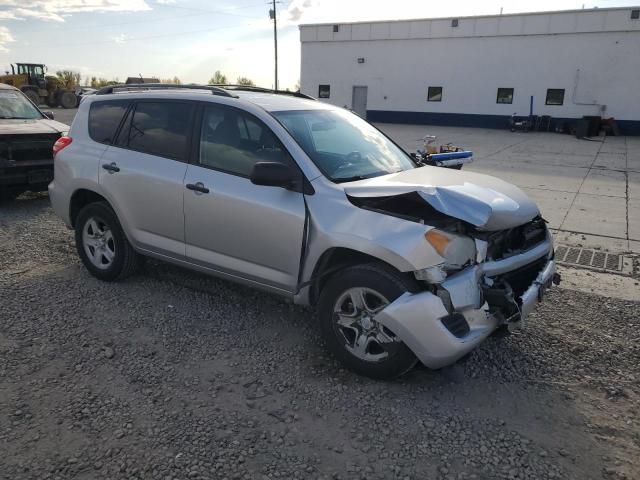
376, 239, 557, 369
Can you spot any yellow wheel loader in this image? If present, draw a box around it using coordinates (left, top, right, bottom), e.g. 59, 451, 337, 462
0, 63, 78, 109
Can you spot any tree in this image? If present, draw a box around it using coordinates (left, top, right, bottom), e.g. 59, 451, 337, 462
208, 70, 227, 85
294, 80, 301, 92
56, 70, 81, 89
236, 76, 255, 86
90, 77, 120, 88
161, 76, 181, 84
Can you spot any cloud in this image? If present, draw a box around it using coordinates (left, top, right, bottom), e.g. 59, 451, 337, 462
155, 0, 176, 4
0, 0, 152, 22
112, 33, 128, 44
286, 0, 316, 23
0, 26, 15, 52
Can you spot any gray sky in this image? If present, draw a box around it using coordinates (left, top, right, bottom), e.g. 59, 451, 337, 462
0, 0, 637, 89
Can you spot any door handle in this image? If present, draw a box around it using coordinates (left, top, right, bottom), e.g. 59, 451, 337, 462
102, 162, 120, 173
186, 182, 210, 194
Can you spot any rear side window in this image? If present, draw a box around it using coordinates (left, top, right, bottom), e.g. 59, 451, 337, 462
88, 101, 129, 144
120, 101, 193, 160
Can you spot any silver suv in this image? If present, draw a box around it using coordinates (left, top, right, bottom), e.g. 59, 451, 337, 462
49, 84, 558, 379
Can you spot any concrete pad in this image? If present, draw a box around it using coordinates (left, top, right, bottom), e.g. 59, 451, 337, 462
629, 172, 640, 200
489, 152, 594, 168
592, 152, 627, 171
560, 193, 627, 238
628, 155, 640, 173
579, 169, 627, 198
521, 188, 574, 229
468, 161, 587, 193
552, 230, 629, 253
629, 240, 640, 254
629, 198, 640, 241
558, 267, 640, 302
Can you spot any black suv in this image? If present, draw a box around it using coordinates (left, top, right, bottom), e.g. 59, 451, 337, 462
0, 83, 68, 201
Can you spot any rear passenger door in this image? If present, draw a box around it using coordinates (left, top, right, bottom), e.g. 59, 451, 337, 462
183, 103, 306, 292
98, 100, 195, 258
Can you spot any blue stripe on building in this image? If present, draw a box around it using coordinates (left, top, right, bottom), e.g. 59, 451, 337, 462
367, 110, 640, 136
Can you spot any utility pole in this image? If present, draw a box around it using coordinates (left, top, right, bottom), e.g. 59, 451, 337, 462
269, 0, 278, 90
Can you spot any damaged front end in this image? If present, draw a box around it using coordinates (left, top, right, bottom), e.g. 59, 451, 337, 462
345, 178, 560, 369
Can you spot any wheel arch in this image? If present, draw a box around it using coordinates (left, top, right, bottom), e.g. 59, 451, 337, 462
308, 247, 419, 306
69, 188, 110, 228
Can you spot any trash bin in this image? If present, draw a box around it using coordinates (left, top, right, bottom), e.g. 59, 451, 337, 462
575, 118, 589, 138
583, 116, 601, 137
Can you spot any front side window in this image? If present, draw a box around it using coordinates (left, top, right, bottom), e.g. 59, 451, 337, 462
318, 85, 330, 98
89, 101, 129, 144
0, 90, 42, 119
545, 89, 565, 106
199, 105, 292, 177
123, 101, 193, 160
427, 86, 442, 102
496, 88, 514, 104
273, 108, 415, 183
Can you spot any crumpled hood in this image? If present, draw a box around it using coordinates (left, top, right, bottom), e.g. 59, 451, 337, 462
343, 166, 539, 231
0, 118, 68, 135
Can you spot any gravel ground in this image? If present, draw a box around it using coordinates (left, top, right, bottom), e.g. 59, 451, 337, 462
1, 193, 639, 480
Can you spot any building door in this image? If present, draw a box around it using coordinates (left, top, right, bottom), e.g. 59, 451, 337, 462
352, 86, 368, 118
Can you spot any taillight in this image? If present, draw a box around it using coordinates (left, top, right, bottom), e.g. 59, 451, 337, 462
53, 136, 72, 157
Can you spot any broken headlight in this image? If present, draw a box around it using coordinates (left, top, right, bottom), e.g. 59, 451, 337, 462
415, 229, 476, 283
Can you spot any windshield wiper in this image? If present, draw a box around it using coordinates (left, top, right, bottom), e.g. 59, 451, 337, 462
334, 170, 403, 183
0, 116, 36, 119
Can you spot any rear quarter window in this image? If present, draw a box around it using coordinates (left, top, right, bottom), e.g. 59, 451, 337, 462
88, 101, 129, 144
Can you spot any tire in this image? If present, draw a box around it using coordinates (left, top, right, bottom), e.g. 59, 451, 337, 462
24, 89, 41, 106
59, 90, 77, 109
0, 188, 20, 203
318, 263, 419, 380
75, 202, 143, 281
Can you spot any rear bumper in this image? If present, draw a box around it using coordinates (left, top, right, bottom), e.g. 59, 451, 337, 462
376, 240, 556, 369
0, 159, 53, 189
48, 179, 71, 227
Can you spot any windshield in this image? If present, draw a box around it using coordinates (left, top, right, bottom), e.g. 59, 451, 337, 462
273, 109, 415, 183
0, 90, 42, 119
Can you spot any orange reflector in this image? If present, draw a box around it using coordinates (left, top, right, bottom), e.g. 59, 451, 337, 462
424, 229, 450, 256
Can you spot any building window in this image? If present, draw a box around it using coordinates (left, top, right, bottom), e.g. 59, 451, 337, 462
451, 19, 459, 27
427, 86, 443, 102
318, 85, 330, 98
333, 24, 340, 32
496, 88, 514, 104
545, 89, 565, 106
631, 9, 639, 19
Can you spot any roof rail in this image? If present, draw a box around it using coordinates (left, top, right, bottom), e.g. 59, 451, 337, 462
209, 84, 317, 100
95, 83, 237, 98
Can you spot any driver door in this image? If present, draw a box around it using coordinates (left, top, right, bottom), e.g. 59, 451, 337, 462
183, 104, 306, 292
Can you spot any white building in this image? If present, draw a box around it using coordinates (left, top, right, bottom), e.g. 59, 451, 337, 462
300, 7, 640, 134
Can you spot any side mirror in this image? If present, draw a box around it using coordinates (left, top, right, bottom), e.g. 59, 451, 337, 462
250, 162, 295, 188
42, 111, 54, 120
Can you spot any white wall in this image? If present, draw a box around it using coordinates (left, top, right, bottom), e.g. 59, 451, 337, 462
300, 9, 640, 121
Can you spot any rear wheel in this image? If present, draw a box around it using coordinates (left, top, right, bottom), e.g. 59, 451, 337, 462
318, 263, 419, 379
23, 89, 41, 106
59, 90, 77, 109
75, 202, 143, 281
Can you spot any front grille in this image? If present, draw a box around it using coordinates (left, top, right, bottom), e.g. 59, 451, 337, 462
0, 133, 60, 162
485, 217, 547, 261
499, 256, 547, 298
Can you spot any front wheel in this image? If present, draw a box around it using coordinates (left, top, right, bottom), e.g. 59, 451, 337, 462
318, 263, 419, 379
75, 202, 143, 281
